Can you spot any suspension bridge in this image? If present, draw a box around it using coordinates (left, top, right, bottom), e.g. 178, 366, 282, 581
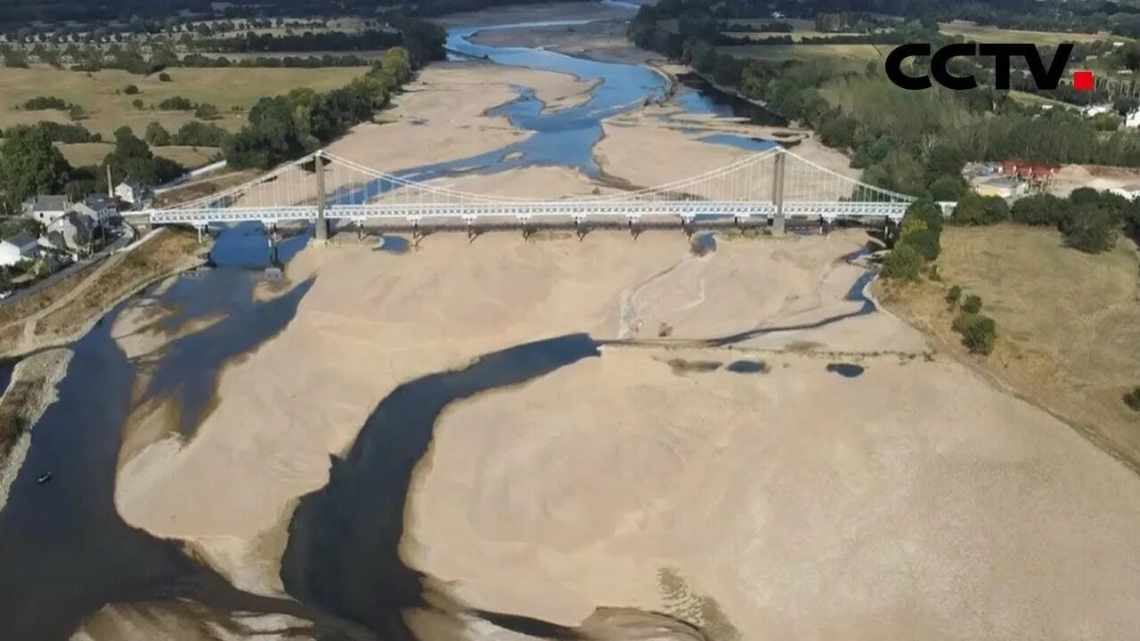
138, 147, 922, 238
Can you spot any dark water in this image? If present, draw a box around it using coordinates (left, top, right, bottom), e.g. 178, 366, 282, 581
826, 363, 865, 378
0, 226, 330, 640
0, 358, 16, 395
674, 72, 786, 126
726, 360, 767, 374
281, 335, 600, 637
374, 235, 411, 253
690, 231, 717, 256
0, 272, 321, 640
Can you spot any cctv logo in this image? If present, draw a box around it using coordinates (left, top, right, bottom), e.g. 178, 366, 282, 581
885, 43, 1093, 92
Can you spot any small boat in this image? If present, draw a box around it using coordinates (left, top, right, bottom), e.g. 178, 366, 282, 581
36, 472, 52, 485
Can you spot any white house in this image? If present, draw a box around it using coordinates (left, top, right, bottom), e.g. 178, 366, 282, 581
21, 194, 71, 226
0, 232, 40, 267
114, 181, 149, 207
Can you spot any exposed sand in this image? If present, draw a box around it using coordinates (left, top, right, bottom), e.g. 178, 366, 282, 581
324, 63, 593, 175
597, 109, 857, 194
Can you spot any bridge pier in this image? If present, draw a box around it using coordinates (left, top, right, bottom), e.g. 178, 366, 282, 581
314, 151, 328, 243
196, 223, 208, 244
772, 151, 787, 236
412, 222, 429, 249
575, 219, 589, 241
628, 218, 642, 240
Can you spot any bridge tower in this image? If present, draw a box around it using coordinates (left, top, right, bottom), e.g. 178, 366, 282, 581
772, 150, 786, 235
314, 150, 328, 243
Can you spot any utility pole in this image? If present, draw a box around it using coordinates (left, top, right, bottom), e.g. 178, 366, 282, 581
106, 164, 113, 198
772, 150, 786, 236
314, 150, 328, 243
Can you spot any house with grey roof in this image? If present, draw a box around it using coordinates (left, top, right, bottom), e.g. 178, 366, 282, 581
22, 195, 72, 226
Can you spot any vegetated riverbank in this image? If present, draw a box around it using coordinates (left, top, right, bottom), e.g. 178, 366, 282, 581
874, 225, 1140, 475
0, 228, 206, 511
0, 348, 71, 510
0, 228, 206, 359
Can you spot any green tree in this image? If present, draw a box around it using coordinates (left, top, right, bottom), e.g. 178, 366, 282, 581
194, 103, 220, 120
123, 84, 140, 95
945, 285, 962, 305
961, 294, 982, 314
882, 243, 923, 280
928, 176, 965, 201
953, 192, 1009, 225
1011, 193, 1070, 226
955, 313, 996, 355
0, 127, 71, 212
1062, 205, 1119, 253
144, 121, 171, 146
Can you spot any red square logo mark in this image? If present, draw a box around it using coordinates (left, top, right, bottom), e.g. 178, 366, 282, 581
1073, 70, 1095, 92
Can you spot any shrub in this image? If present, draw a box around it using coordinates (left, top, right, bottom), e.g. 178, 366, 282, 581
1011, 193, 1070, 226
901, 227, 941, 260
945, 285, 962, 305
882, 243, 923, 280
961, 294, 982, 314
158, 96, 195, 111
1062, 205, 1119, 254
953, 192, 1010, 226
158, 72, 172, 82
928, 176, 965, 201
67, 105, 85, 121
145, 122, 171, 146
123, 84, 140, 95
1125, 387, 1140, 412
22, 96, 69, 110
174, 121, 228, 146
132, 98, 145, 110
954, 312, 997, 355
194, 103, 220, 120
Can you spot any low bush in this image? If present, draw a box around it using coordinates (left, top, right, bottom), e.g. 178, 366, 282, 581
954, 312, 997, 355
882, 243, 923, 280
945, 285, 962, 305
961, 294, 982, 314
1125, 387, 1140, 412
953, 192, 1010, 226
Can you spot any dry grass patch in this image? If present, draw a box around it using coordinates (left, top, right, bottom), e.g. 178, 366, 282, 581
34, 229, 202, 340
874, 224, 1140, 472
0, 65, 368, 139
939, 22, 1108, 45
716, 43, 884, 64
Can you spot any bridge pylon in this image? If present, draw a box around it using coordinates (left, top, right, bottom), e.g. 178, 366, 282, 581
772, 151, 787, 235
314, 150, 328, 243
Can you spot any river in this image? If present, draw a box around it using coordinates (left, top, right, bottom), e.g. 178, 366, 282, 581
0, 14, 803, 641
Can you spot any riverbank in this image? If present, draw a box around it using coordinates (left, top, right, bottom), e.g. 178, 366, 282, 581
0, 348, 72, 510
0, 228, 206, 359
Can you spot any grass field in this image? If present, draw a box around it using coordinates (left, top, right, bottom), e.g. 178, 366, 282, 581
716, 43, 884, 64
939, 21, 1110, 45
0, 65, 369, 141
876, 225, 1140, 474
55, 142, 217, 168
